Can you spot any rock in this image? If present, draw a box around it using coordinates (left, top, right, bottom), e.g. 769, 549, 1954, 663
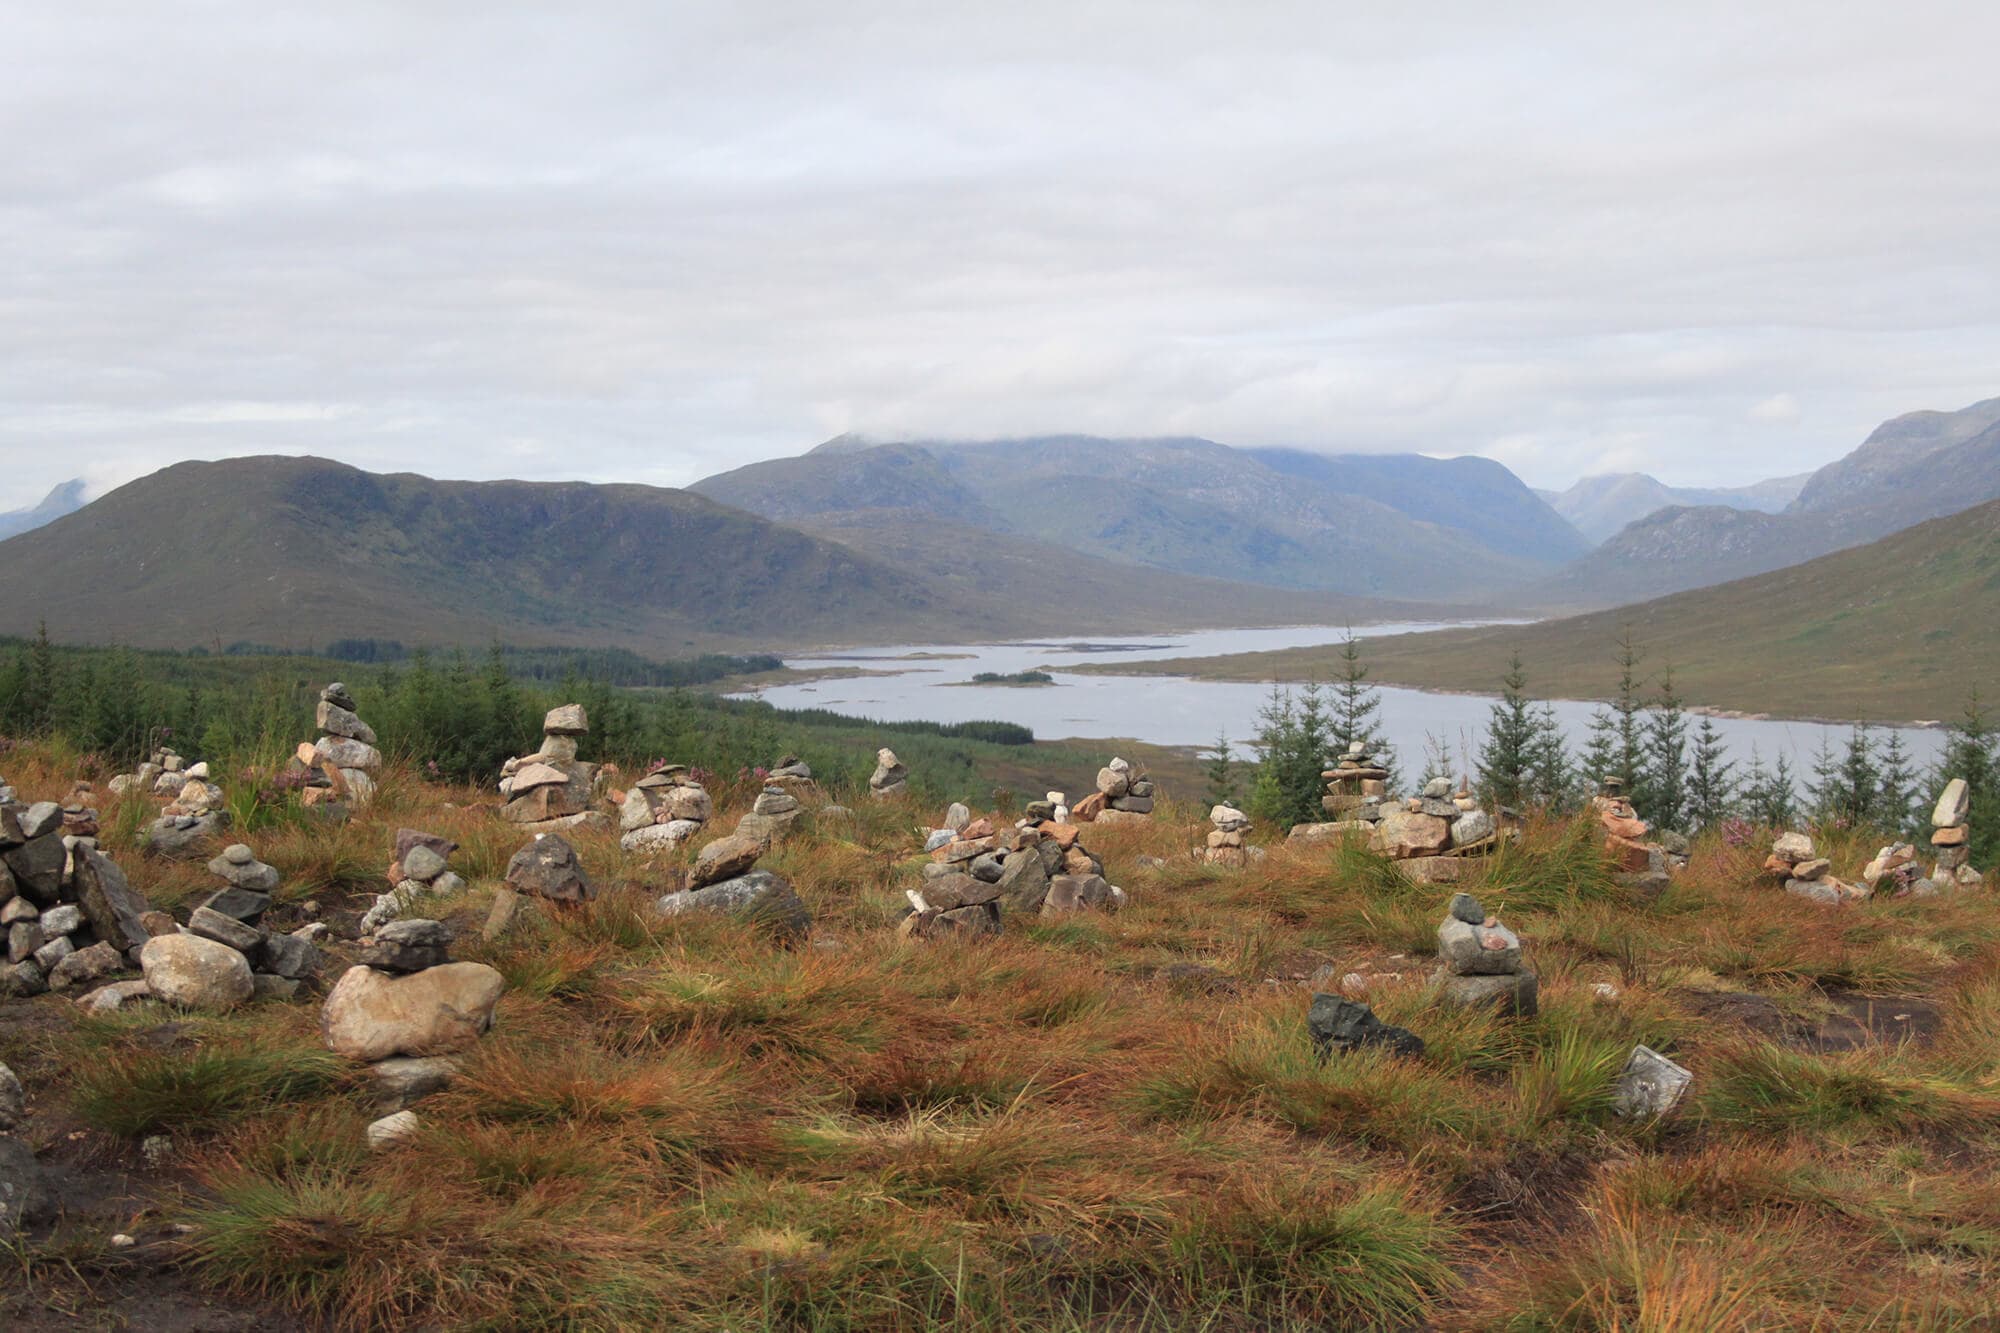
508, 762, 570, 792
504, 835, 593, 903
1210, 805, 1250, 831
1288, 821, 1373, 844
1612, 1045, 1693, 1118
1439, 971, 1539, 1016
1932, 778, 1969, 829
1772, 832, 1814, 862
1307, 994, 1424, 1059
367, 1110, 421, 1150
141, 934, 254, 1010
320, 962, 506, 1061
662, 786, 713, 823
923, 829, 956, 853
1095, 766, 1129, 798
188, 906, 265, 954
1449, 809, 1495, 846
542, 703, 589, 735
1399, 857, 1462, 885
901, 903, 1002, 939
251, 975, 301, 1002
1421, 777, 1452, 799
913, 873, 1002, 912
996, 851, 1051, 913
393, 830, 457, 864
30, 935, 71, 972
1785, 878, 1842, 905
250, 930, 318, 980
73, 849, 153, 952
145, 813, 228, 858
0, 1135, 56, 1231
621, 822, 702, 854
619, 790, 658, 832
0, 1061, 21, 1131
399, 845, 449, 883
1108, 795, 1154, 813
690, 833, 766, 888
1791, 858, 1831, 882
1446, 893, 1484, 924
6, 922, 41, 965
196, 886, 271, 924
3, 836, 66, 903
35, 904, 80, 939
944, 803, 971, 832
368, 1055, 460, 1112
1372, 810, 1450, 859
0, 961, 47, 997
1438, 917, 1521, 974
1042, 874, 1120, 914
655, 870, 811, 942
320, 682, 358, 711
75, 976, 156, 1014
360, 919, 451, 973
314, 737, 383, 772
48, 941, 123, 992
316, 699, 378, 743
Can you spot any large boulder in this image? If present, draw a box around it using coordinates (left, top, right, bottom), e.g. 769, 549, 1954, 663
73, 849, 153, 952
320, 962, 506, 1061
1371, 809, 1450, 859
141, 933, 254, 1010
655, 869, 811, 942
503, 835, 593, 903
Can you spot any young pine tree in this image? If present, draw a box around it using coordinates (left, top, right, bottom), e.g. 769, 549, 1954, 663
1581, 627, 1646, 798
1476, 653, 1538, 808
1202, 731, 1240, 809
1685, 715, 1737, 831
1640, 667, 1689, 830
1809, 725, 1878, 830
1328, 636, 1394, 790
1873, 729, 1918, 838
1740, 744, 1799, 828
1249, 682, 1333, 830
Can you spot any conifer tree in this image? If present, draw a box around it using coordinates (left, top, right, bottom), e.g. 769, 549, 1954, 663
1640, 667, 1689, 830
1686, 715, 1737, 831
1202, 730, 1239, 809
1476, 653, 1538, 807
1250, 681, 1333, 829
1328, 636, 1394, 790
1581, 627, 1646, 799
1740, 744, 1799, 827
1874, 729, 1918, 838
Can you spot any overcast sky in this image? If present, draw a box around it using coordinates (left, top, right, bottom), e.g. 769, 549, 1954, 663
5, 1, 1998, 509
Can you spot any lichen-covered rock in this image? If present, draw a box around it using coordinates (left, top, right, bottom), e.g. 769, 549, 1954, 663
503, 834, 593, 903
141, 933, 254, 1010
320, 962, 505, 1061
655, 870, 811, 942
689, 833, 765, 888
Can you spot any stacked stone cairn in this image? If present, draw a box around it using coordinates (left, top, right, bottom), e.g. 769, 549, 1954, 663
869, 747, 910, 800
1764, 830, 1866, 904
1929, 778, 1983, 889
618, 763, 713, 854
1203, 805, 1253, 867
1344, 776, 1500, 886
1435, 891, 1537, 1015
499, 704, 604, 832
321, 918, 504, 1149
1071, 757, 1155, 824
655, 830, 812, 941
361, 830, 466, 931
106, 744, 186, 798
1861, 840, 1924, 897
297, 682, 384, 808
146, 759, 231, 856
130, 845, 323, 1009
1288, 740, 1390, 845
3, 792, 151, 997
737, 781, 806, 844
1591, 778, 1674, 898
906, 802, 1125, 939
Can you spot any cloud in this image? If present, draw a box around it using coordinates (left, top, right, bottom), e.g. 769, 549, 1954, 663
2, 1, 1997, 505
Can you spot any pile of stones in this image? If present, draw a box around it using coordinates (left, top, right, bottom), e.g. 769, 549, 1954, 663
1764, 831, 1866, 904
296, 682, 384, 808
905, 806, 1125, 939
145, 760, 231, 856
1591, 778, 1674, 897
1930, 778, 1983, 889
128, 849, 323, 1010
499, 704, 605, 832
736, 782, 806, 843
1435, 892, 1537, 1015
869, 748, 910, 800
1361, 779, 1498, 886
4, 799, 150, 996
1287, 740, 1390, 845
1072, 757, 1155, 824
106, 745, 188, 798
1203, 804, 1253, 867
655, 830, 812, 941
618, 763, 714, 854
361, 830, 466, 931
320, 918, 505, 1149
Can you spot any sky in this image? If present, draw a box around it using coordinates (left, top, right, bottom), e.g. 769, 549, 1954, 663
5, 1, 1999, 510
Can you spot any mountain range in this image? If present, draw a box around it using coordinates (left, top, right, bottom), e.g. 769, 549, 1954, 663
1536, 471, 1808, 544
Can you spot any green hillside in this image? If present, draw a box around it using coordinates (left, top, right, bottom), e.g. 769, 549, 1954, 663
1088, 498, 2000, 721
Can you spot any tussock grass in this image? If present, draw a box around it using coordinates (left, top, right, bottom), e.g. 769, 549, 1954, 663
67, 1013, 348, 1137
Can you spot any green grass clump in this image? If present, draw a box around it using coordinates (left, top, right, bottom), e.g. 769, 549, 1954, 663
70, 1026, 347, 1137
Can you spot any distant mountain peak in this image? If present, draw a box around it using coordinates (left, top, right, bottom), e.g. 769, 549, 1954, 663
0, 477, 89, 541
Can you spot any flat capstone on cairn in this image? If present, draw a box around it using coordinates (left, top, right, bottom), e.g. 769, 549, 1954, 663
321, 917, 504, 1150
904, 796, 1127, 940
1763, 830, 1866, 905
360, 829, 466, 931
1202, 804, 1256, 867
868, 748, 910, 800
655, 828, 813, 942
1435, 892, 1537, 1015
1287, 740, 1392, 845
1069, 757, 1156, 825
499, 704, 608, 833
1928, 778, 1984, 890
294, 682, 384, 809
618, 763, 713, 855
737, 765, 809, 844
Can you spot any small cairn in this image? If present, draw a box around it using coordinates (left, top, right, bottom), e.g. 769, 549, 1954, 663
909, 800, 1125, 938
737, 782, 805, 844
3, 793, 155, 998
361, 830, 465, 931
1764, 829, 1865, 904
1930, 778, 1983, 889
321, 918, 505, 1147
1435, 892, 1537, 1015
107, 744, 185, 798
299, 682, 384, 807
1862, 841, 1925, 897
1072, 757, 1155, 824
1288, 740, 1390, 845
145, 759, 232, 857
487, 832, 595, 939
1360, 777, 1500, 885
1203, 804, 1252, 867
869, 747, 910, 800
656, 831, 812, 941
1591, 777, 1673, 898
498, 704, 605, 832
133, 846, 323, 1008
618, 763, 713, 854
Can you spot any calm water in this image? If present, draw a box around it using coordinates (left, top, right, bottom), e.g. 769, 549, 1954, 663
735, 624, 1945, 780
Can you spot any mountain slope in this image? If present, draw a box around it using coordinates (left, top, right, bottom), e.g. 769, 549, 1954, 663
1792, 397, 2000, 514
0, 479, 88, 540
1102, 497, 2000, 721
1545, 471, 1808, 544
695, 435, 1573, 601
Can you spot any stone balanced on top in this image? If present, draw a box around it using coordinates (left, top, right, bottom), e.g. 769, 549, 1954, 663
1930, 778, 1983, 888
499, 705, 603, 832
1435, 891, 1537, 1016
300, 682, 384, 807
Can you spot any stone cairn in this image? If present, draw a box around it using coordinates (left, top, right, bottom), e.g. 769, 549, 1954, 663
106, 743, 186, 798
1861, 839, 1925, 897
869, 748, 910, 800
361, 830, 466, 931
1764, 830, 1866, 904
126, 845, 324, 1010
3, 789, 146, 998
655, 829, 813, 941
1436, 892, 1537, 1015
1203, 804, 1253, 867
146, 759, 231, 856
499, 704, 604, 832
321, 918, 505, 1150
905, 799, 1126, 940
618, 763, 713, 854
1071, 757, 1155, 824
297, 682, 384, 808
738, 780, 805, 844
1929, 778, 1983, 889
1591, 778, 1674, 898
1287, 740, 1391, 845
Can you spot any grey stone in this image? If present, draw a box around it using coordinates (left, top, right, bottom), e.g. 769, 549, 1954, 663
1422, 778, 1453, 799
320, 962, 505, 1061
1437, 917, 1521, 975
1771, 831, 1814, 862
1439, 970, 1539, 1016
37, 904, 82, 938
30, 935, 72, 972
393, 829, 457, 863
368, 1055, 460, 1112
3, 835, 66, 904
504, 834, 593, 902
189, 906, 265, 954
1785, 878, 1842, 905
1042, 874, 1119, 915
0, 1061, 20, 1131
320, 681, 358, 711
196, 886, 271, 924
74, 849, 153, 952
360, 919, 451, 974
1932, 778, 1969, 829
1612, 1045, 1693, 1118
1107, 795, 1154, 813
256, 931, 322, 980
1307, 994, 1424, 1059
542, 703, 588, 735
1416, 797, 1459, 819
913, 873, 1002, 911
48, 941, 123, 992
933, 903, 1001, 937
399, 845, 449, 882
0, 1135, 57, 1231
621, 822, 701, 854
251, 975, 302, 1002
316, 698, 378, 744
968, 852, 1007, 882
141, 933, 254, 1010
314, 736, 382, 771
145, 812, 228, 858
655, 869, 812, 942
924, 829, 955, 852
944, 803, 971, 832
7, 921, 42, 965
76, 979, 156, 1014
619, 789, 658, 832
15, 803, 62, 840
1449, 810, 1495, 846
1447, 892, 1484, 925
752, 788, 800, 816
0, 961, 46, 997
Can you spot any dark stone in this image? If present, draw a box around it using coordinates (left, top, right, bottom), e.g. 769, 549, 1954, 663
1447, 892, 1484, 924
968, 852, 1007, 882
188, 906, 264, 954
358, 919, 451, 973
504, 835, 593, 903
74, 849, 154, 951
0, 1135, 57, 1231
256, 932, 321, 980
918, 873, 1002, 911
1023, 801, 1056, 822
197, 886, 272, 925
394, 829, 458, 862
2, 836, 66, 905
996, 851, 1051, 914
1307, 993, 1424, 1060
655, 869, 811, 942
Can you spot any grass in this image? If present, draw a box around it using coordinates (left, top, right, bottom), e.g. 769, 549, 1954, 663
5, 739, 1999, 1329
